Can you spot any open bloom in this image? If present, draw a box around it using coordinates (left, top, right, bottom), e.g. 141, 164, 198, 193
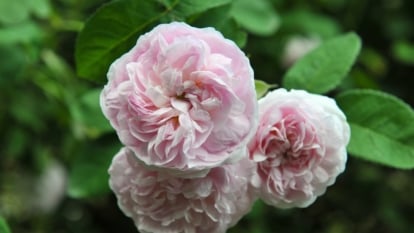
249, 89, 350, 208
109, 148, 256, 233
101, 22, 258, 176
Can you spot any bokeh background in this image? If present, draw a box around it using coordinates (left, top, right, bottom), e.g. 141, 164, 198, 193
1, 0, 414, 232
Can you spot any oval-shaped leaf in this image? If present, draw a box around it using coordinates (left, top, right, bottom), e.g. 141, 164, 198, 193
336, 89, 414, 169
0, 217, 11, 233
283, 32, 361, 94
230, 0, 280, 36
255, 80, 277, 99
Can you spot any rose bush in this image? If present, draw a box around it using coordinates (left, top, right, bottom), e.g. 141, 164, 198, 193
109, 147, 256, 233
249, 88, 350, 208
100, 22, 258, 177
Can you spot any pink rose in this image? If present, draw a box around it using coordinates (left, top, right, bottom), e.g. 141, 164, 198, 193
101, 22, 258, 176
109, 148, 256, 233
249, 88, 350, 208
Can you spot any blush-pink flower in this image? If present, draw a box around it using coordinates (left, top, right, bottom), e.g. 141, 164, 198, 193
109, 147, 256, 233
249, 88, 350, 208
101, 22, 258, 176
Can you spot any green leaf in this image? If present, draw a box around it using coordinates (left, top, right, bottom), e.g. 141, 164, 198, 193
68, 141, 121, 198
255, 80, 277, 99
0, 0, 30, 24
192, 4, 247, 47
41, 49, 74, 80
283, 32, 361, 94
217, 19, 247, 48
230, 0, 280, 36
392, 40, 414, 66
281, 9, 341, 39
75, 0, 233, 82
336, 89, 414, 169
0, 21, 43, 45
0, 45, 27, 83
75, 0, 167, 81
70, 89, 113, 139
27, 0, 50, 19
0, 0, 49, 24
0, 217, 11, 233
4, 127, 27, 158
173, 0, 231, 17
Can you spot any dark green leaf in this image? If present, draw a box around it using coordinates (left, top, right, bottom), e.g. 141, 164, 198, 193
68, 141, 121, 198
283, 32, 361, 94
0, 45, 27, 82
230, 0, 280, 36
4, 128, 27, 158
173, 0, 231, 17
75, 0, 167, 81
337, 89, 414, 169
0, 217, 11, 233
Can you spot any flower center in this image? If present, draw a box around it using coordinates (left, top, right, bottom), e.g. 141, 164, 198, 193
263, 113, 321, 171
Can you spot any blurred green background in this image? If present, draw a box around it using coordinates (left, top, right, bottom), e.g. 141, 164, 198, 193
1, 0, 414, 232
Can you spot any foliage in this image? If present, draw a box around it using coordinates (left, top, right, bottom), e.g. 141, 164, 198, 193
392, 40, 414, 65
337, 89, 414, 169
0, 217, 11, 233
230, 0, 279, 36
282, 32, 361, 94
1, 0, 414, 232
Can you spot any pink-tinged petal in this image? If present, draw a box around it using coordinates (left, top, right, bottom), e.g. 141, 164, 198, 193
249, 88, 350, 208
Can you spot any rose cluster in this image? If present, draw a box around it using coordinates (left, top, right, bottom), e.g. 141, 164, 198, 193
100, 22, 350, 233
